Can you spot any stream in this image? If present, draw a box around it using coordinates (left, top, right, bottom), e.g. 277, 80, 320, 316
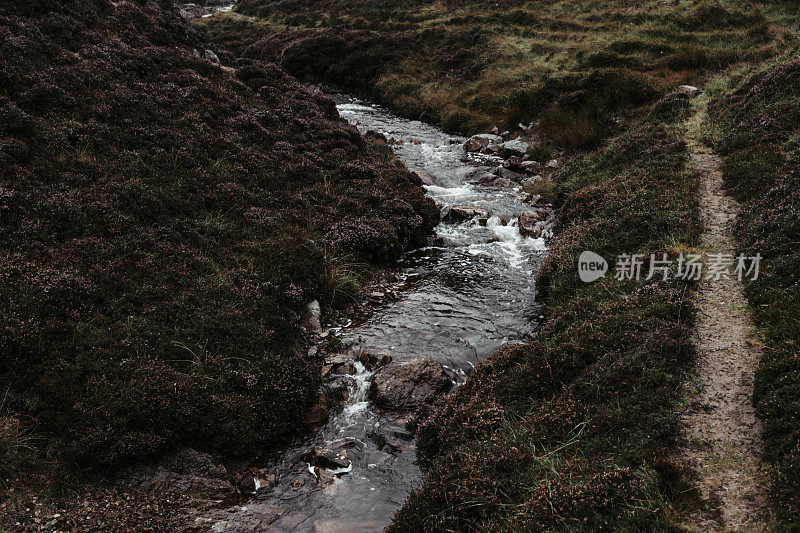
206, 98, 549, 532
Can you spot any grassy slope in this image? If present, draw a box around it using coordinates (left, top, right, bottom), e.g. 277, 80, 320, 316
390, 92, 701, 531
205, 0, 788, 139
0, 0, 436, 483
702, 49, 800, 525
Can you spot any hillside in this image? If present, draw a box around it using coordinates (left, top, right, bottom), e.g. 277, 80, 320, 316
2, 0, 799, 530
0, 0, 435, 501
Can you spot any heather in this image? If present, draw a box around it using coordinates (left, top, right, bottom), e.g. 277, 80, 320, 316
703, 52, 800, 525
389, 93, 702, 530
203, 0, 787, 139
0, 0, 436, 475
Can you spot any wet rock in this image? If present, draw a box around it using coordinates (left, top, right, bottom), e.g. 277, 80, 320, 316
304, 391, 330, 425
326, 353, 356, 375
503, 155, 523, 169
179, 3, 202, 19
370, 358, 452, 411
463, 133, 503, 152
303, 300, 322, 335
524, 194, 547, 207
314, 467, 335, 487
464, 167, 499, 186
234, 467, 274, 494
355, 350, 393, 371
518, 209, 549, 238
493, 167, 526, 183
134, 448, 234, 500
414, 171, 434, 186
291, 479, 306, 490
442, 205, 489, 223
305, 448, 351, 470
500, 138, 529, 157
520, 160, 540, 172
367, 431, 404, 454
254, 470, 276, 491
235, 472, 256, 494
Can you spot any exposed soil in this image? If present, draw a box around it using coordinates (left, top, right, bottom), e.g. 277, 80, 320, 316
681, 99, 774, 531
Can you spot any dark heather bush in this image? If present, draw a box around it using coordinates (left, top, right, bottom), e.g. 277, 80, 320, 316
705, 53, 800, 525
0, 0, 436, 468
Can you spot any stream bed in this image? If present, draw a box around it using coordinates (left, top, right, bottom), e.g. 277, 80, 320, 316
206, 98, 549, 532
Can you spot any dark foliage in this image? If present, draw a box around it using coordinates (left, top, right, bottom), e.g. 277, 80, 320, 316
0, 0, 436, 470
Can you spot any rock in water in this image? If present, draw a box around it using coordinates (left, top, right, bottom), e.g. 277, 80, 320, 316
305, 448, 351, 469
441, 205, 490, 222
370, 358, 452, 411
500, 138, 529, 157
463, 133, 503, 153
518, 209, 548, 238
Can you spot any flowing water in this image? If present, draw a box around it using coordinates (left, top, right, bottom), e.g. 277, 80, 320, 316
206, 98, 549, 532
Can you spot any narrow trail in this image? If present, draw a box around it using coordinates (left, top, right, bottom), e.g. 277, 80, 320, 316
680, 98, 773, 531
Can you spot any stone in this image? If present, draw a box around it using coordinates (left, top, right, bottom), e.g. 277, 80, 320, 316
546, 159, 559, 168
415, 171, 434, 186
500, 138, 529, 157
303, 300, 322, 335
520, 160, 540, 172
493, 167, 526, 183
677, 84, 700, 97
305, 448, 351, 469
135, 448, 235, 500
518, 209, 548, 238
442, 205, 489, 222
504, 155, 523, 168
304, 392, 329, 425
291, 479, 306, 490
369, 358, 452, 411
314, 467, 335, 487
463, 133, 503, 152
463, 167, 495, 185
203, 49, 219, 63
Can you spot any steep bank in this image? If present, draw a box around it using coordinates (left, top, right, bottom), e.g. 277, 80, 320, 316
702, 51, 800, 527
0, 0, 435, 513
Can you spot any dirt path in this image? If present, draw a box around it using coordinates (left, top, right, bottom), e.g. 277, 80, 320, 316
680, 98, 773, 531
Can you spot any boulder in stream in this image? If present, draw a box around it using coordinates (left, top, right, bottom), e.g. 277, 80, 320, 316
463, 133, 503, 153
500, 138, 530, 157
442, 205, 489, 223
369, 358, 452, 411
518, 209, 549, 238
305, 448, 351, 470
